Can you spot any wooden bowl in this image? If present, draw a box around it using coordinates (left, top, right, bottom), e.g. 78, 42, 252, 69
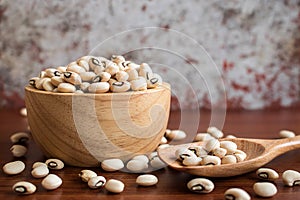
25, 83, 170, 167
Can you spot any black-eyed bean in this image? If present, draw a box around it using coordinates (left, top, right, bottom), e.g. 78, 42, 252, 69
94, 72, 111, 82
146, 73, 162, 89
105, 61, 119, 76
182, 154, 202, 166
279, 130, 295, 138
12, 181, 36, 195
88, 82, 110, 93
42, 78, 55, 91
118, 61, 131, 70
139, 63, 153, 78
127, 62, 140, 71
132, 155, 149, 163
193, 133, 214, 142
51, 76, 65, 87
207, 126, 224, 138
67, 62, 86, 74
160, 136, 168, 144
63, 71, 82, 85
130, 77, 147, 91
29, 77, 40, 88
110, 81, 131, 93
45, 158, 64, 170
220, 141, 238, 154
31, 165, 49, 178
188, 146, 208, 157
32, 162, 48, 169
126, 68, 139, 81
165, 130, 187, 141
115, 71, 129, 82
10, 144, 27, 157
101, 158, 124, 172
45, 68, 61, 78
35, 77, 47, 90
253, 182, 277, 197
77, 59, 90, 71
57, 83, 76, 93
80, 82, 90, 92
89, 57, 104, 71
111, 55, 125, 64
212, 147, 227, 158
79, 169, 97, 182
201, 155, 221, 166
187, 178, 214, 193
224, 188, 251, 200
203, 138, 220, 152
282, 170, 300, 186
234, 150, 247, 162
10, 132, 30, 144
256, 168, 279, 181
88, 176, 106, 189
221, 155, 237, 164
126, 159, 148, 172
41, 174, 63, 190
175, 148, 194, 161
94, 65, 106, 74
3, 160, 25, 175
80, 71, 96, 82
105, 179, 125, 193
136, 174, 158, 186
56, 66, 67, 73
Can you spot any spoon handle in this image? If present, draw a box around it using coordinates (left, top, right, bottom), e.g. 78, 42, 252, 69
263, 135, 300, 157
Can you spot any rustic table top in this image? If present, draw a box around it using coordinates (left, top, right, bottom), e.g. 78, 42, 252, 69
0, 107, 299, 199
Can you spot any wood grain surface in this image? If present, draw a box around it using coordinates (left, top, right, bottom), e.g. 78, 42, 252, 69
0, 107, 300, 199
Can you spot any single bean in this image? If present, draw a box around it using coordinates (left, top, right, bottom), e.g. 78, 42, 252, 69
115, 71, 129, 82
136, 174, 158, 186
101, 159, 124, 172
187, 178, 214, 193
126, 159, 148, 172
41, 174, 63, 190
130, 77, 147, 91
256, 168, 279, 181
63, 71, 82, 85
253, 182, 277, 197
10, 144, 27, 157
57, 82, 76, 93
66, 62, 86, 74
105, 179, 125, 193
12, 181, 36, 195
110, 81, 131, 93
45, 158, 64, 170
88, 176, 106, 189
207, 126, 224, 138
31, 165, 49, 178
88, 82, 110, 93
3, 160, 25, 175
79, 169, 97, 182
201, 155, 221, 166
224, 188, 251, 200
279, 130, 295, 138
282, 170, 300, 187
10, 132, 30, 144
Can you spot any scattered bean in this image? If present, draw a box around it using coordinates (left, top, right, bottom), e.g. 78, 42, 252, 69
126, 159, 148, 172
31, 165, 49, 178
88, 176, 106, 189
105, 179, 125, 193
79, 169, 97, 182
32, 162, 48, 169
253, 182, 277, 197
207, 126, 224, 139
256, 168, 279, 181
19, 107, 27, 117
41, 174, 63, 190
3, 160, 25, 175
165, 130, 187, 141
187, 178, 214, 193
12, 181, 36, 195
45, 158, 64, 170
101, 158, 124, 172
10, 144, 27, 157
279, 130, 295, 138
136, 174, 158, 186
282, 170, 300, 186
224, 188, 251, 200
10, 132, 30, 144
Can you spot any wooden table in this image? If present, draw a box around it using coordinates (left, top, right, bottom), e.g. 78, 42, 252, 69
0, 107, 300, 199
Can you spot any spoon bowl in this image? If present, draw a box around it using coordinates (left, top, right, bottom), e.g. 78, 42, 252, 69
158, 135, 300, 177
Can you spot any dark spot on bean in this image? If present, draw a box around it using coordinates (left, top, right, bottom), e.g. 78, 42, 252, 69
93, 75, 101, 82
14, 186, 26, 194
64, 72, 72, 78
179, 153, 191, 160
111, 55, 117, 59
150, 78, 158, 84
258, 172, 269, 179
48, 161, 57, 168
191, 184, 204, 192
29, 79, 36, 87
225, 194, 235, 200
91, 58, 100, 66
101, 61, 106, 68
205, 163, 216, 166
54, 71, 61, 76
113, 82, 124, 87
294, 180, 300, 186
96, 180, 105, 187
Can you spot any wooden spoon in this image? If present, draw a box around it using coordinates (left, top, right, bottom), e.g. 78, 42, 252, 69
158, 135, 300, 177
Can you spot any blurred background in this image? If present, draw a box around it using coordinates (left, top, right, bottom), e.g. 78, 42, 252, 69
0, 0, 299, 110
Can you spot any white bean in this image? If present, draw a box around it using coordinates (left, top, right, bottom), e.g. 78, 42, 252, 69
57, 82, 76, 93
101, 158, 124, 172
105, 179, 125, 193
110, 81, 131, 93
88, 176, 106, 189
45, 158, 64, 170
253, 182, 277, 197
88, 82, 110, 93
207, 126, 224, 138
12, 181, 36, 195
3, 160, 25, 175
10, 132, 30, 144
224, 188, 251, 200
63, 71, 82, 85
256, 168, 279, 181
66, 62, 86, 74
187, 178, 214, 193
31, 165, 49, 178
279, 130, 295, 138
79, 169, 97, 182
10, 144, 27, 157
126, 159, 148, 172
136, 174, 158, 186
165, 130, 186, 141
41, 174, 63, 190
130, 77, 147, 91
282, 170, 300, 186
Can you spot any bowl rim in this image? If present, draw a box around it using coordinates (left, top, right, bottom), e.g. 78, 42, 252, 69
25, 82, 170, 97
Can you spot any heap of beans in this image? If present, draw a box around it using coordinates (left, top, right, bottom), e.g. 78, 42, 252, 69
29, 55, 162, 93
